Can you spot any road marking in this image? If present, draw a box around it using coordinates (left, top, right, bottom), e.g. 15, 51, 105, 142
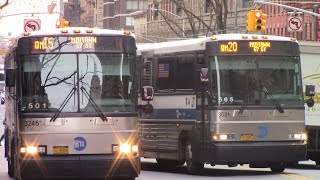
239, 166, 313, 180
280, 173, 314, 180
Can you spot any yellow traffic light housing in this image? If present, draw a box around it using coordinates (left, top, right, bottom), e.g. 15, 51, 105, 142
255, 10, 267, 31
246, 10, 267, 32
56, 19, 70, 28
246, 10, 256, 31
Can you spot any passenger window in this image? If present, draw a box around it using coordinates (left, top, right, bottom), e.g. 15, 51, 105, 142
158, 57, 175, 91
176, 56, 195, 89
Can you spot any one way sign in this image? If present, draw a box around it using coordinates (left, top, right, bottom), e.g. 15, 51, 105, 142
24, 19, 41, 32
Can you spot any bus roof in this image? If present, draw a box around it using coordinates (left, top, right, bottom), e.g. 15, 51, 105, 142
137, 34, 297, 56
7, 27, 135, 50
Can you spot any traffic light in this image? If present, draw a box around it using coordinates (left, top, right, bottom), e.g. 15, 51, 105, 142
246, 10, 267, 32
246, 10, 256, 31
56, 19, 70, 28
255, 10, 267, 31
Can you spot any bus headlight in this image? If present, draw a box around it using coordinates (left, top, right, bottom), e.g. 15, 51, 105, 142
20, 146, 47, 155
113, 143, 139, 154
120, 143, 131, 154
212, 134, 235, 141
288, 133, 307, 140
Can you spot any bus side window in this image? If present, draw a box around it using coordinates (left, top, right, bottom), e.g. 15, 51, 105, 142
176, 55, 195, 90
157, 57, 175, 91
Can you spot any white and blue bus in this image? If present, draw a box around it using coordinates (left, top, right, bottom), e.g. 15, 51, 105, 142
4, 27, 140, 179
137, 34, 314, 174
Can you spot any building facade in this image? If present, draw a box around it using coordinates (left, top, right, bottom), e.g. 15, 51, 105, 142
79, 0, 95, 27
64, 0, 95, 27
133, 0, 320, 43
101, 0, 147, 31
94, 0, 104, 28
262, 1, 319, 41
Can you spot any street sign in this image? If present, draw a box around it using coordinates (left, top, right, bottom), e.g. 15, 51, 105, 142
287, 16, 303, 32
24, 19, 41, 32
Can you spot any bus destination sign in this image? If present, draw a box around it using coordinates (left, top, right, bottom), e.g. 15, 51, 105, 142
34, 36, 97, 50
212, 40, 299, 56
220, 41, 271, 53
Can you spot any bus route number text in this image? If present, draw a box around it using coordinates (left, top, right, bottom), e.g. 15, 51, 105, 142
220, 42, 238, 52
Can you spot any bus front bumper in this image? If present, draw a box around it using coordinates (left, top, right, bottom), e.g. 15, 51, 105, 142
20, 154, 140, 179
203, 141, 306, 164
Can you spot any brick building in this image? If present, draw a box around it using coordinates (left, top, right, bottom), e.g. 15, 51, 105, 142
262, 1, 320, 41
101, 0, 147, 31
133, 0, 320, 43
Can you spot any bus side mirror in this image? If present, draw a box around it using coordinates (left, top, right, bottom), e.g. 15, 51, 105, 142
5, 69, 15, 87
305, 85, 315, 107
141, 86, 154, 101
200, 68, 209, 83
305, 85, 315, 97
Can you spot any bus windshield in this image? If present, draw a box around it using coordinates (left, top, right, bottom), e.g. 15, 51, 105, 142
208, 56, 304, 106
21, 53, 135, 113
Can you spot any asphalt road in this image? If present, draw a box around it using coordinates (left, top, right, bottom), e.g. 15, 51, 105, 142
0, 105, 319, 180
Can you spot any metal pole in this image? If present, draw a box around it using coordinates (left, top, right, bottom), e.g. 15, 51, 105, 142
235, 0, 238, 33
182, 18, 185, 37
254, 0, 320, 17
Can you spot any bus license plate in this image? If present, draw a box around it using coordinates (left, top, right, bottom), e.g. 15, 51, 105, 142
53, 146, 69, 155
240, 134, 253, 141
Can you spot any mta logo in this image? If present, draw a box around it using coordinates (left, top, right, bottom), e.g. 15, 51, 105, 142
258, 126, 268, 138
74, 137, 87, 151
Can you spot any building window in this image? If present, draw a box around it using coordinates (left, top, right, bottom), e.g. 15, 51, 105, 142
126, 17, 134, 26
242, 0, 253, 8
176, 4, 182, 16
127, 0, 147, 10
204, 0, 212, 13
154, 4, 159, 20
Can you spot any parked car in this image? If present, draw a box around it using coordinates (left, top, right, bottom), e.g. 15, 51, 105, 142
1, 92, 5, 104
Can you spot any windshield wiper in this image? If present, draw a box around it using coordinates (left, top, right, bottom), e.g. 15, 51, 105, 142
261, 85, 284, 113
239, 79, 256, 114
50, 87, 76, 122
80, 86, 108, 121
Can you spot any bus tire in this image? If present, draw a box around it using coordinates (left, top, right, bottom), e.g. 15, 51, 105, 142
270, 164, 285, 173
156, 159, 185, 167
316, 161, 320, 166
8, 141, 15, 177
185, 140, 203, 175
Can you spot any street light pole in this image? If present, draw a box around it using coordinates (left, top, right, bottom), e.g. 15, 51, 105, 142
150, 8, 185, 37
254, 0, 320, 17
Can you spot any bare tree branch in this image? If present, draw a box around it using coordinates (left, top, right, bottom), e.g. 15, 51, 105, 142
0, 0, 9, 10
171, 0, 215, 33
157, 10, 184, 37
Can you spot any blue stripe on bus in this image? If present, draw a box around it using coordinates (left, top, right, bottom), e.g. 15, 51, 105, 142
141, 109, 196, 119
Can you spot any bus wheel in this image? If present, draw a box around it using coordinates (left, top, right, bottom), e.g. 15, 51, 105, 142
316, 161, 320, 166
270, 164, 285, 173
8, 141, 15, 177
185, 141, 203, 175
